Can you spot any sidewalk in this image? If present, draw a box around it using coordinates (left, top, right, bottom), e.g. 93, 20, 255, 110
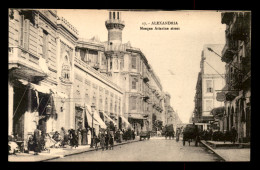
200, 140, 250, 162
8, 137, 140, 162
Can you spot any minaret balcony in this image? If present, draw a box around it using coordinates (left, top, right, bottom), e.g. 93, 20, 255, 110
105, 19, 125, 26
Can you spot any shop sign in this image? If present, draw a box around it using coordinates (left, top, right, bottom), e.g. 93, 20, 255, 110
216, 92, 225, 102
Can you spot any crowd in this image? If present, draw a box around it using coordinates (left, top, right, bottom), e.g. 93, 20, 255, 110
8, 125, 137, 155
199, 126, 238, 143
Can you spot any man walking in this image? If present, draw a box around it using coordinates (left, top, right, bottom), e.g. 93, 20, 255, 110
231, 126, 237, 144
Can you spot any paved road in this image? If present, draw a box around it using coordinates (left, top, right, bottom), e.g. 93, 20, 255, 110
48, 137, 223, 162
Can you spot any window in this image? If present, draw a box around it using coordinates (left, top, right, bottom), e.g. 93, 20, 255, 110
206, 80, 213, 93
20, 15, 30, 50
132, 77, 138, 90
110, 100, 113, 112
110, 60, 112, 69
132, 56, 136, 69
42, 30, 48, 59
113, 12, 115, 19
205, 100, 213, 112
102, 54, 106, 65
61, 55, 70, 80
109, 12, 111, 19
130, 96, 137, 110
80, 49, 86, 62
115, 59, 118, 69
120, 58, 124, 70
117, 12, 119, 19
89, 50, 98, 64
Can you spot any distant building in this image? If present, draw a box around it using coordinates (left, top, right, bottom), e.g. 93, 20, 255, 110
193, 44, 226, 130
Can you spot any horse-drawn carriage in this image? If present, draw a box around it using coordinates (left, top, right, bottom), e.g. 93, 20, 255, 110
182, 124, 199, 146
163, 124, 175, 139
140, 131, 151, 141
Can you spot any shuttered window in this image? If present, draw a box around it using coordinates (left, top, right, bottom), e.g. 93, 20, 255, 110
42, 31, 48, 59
132, 56, 136, 69
19, 15, 30, 50
130, 96, 137, 110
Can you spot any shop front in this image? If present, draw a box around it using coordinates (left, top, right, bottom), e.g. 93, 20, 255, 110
128, 113, 146, 135
9, 79, 63, 150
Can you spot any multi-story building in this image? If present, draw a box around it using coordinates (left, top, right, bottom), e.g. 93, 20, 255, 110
102, 11, 164, 134
193, 44, 226, 131
220, 12, 251, 143
8, 9, 171, 146
9, 9, 66, 144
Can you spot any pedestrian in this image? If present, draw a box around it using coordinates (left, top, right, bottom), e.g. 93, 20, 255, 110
119, 129, 123, 143
60, 127, 66, 147
77, 128, 82, 145
33, 125, 41, 155
109, 132, 114, 150
93, 134, 100, 151
27, 135, 34, 152
231, 126, 237, 144
176, 129, 180, 142
194, 126, 199, 147
131, 130, 135, 140
100, 133, 105, 151
105, 132, 109, 150
69, 129, 78, 148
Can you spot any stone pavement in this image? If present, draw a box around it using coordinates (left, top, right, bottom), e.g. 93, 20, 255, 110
8, 137, 140, 162
200, 140, 250, 162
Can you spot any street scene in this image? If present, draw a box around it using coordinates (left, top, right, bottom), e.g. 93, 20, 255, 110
47, 137, 223, 162
8, 9, 251, 162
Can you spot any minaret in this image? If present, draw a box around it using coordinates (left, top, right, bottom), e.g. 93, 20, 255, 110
105, 11, 125, 45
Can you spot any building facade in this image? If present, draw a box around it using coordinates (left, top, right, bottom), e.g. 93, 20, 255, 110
220, 12, 251, 143
193, 44, 226, 131
8, 9, 175, 145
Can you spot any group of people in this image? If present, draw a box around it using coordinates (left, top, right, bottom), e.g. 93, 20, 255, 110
200, 126, 238, 144
93, 128, 136, 151
26, 126, 86, 155
9, 125, 138, 155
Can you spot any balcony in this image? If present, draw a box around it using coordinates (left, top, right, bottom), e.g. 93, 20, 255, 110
9, 46, 48, 82
221, 43, 237, 63
104, 43, 126, 52
221, 12, 234, 24
105, 19, 125, 26
231, 14, 250, 41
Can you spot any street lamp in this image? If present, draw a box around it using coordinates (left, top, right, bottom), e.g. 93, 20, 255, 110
46, 104, 52, 115
90, 103, 95, 148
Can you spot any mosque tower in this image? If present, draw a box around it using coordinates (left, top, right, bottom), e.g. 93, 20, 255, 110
105, 11, 125, 45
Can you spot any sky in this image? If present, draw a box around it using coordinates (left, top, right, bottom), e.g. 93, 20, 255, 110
56, 9, 226, 123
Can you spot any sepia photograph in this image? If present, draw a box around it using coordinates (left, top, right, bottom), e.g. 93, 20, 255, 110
8, 9, 251, 162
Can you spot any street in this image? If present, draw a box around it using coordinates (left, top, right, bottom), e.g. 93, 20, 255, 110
47, 137, 223, 162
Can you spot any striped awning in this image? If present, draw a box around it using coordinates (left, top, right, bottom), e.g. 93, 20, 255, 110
85, 104, 107, 129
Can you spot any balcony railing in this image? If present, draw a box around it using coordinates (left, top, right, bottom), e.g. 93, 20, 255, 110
9, 46, 40, 66
104, 44, 127, 52
105, 19, 125, 25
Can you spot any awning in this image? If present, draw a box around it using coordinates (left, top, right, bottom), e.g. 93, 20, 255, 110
102, 111, 117, 125
18, 79, 68, 98
85, 104, 107, 129
128, 113, 147, 120
84, 108, 100, 126
210, 107, 225, 118
19, 79, 51, 94
120, 116, 131, 126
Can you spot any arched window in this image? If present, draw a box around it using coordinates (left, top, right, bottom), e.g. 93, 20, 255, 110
61, 55, 70, 81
